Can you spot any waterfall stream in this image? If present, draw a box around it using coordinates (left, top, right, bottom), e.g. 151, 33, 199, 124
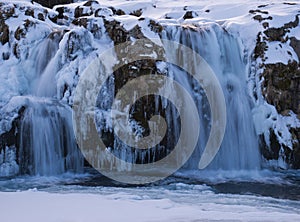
93, 24, 261, 171
9, 22, 261, 176
19, 97, 84, 175
17, 32, 84, 176
162, 25, 261, 170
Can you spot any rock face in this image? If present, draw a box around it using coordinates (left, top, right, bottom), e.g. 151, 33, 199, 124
262, 62, 300, 116
252, 7, 300, 168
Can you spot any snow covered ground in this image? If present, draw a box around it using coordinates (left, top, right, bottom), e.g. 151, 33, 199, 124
1, 186, 300, 222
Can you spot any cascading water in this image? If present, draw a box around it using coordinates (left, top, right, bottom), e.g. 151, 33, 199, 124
94, 24, 260, 171
14, 22, 261, 176
162, 25, 261, 170
33, 31, 63, 97
17, 32, 84, 176
19, 97, 83, 175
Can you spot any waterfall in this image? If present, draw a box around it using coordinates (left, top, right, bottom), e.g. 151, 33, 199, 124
162, 25, 261, 170
16, 31, 84, 176
26, 31, 63, 96
14, 23, 260, 176
33, 31, 63, 97
93, 24, 261, 171
19, 97, 84, 176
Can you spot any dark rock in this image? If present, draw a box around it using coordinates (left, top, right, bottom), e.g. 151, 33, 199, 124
0, 5, 15, 20
0, 107, 25, 163
290, 127, 300, 168
115, 9, 126, 16
72, 18, 88, 28
15, 27, 25, 41
253, 15, 272, 22
264, 15, 299, 42
55, 6, 65, 19
104, 19, 128, 44
262, 22, 269, 29
253, 15, 263, 22
262, 62, 300, 115
107, 6, 126, 16
249, 9, 269, 14
259, 129, 280, 160
264, 27, 285, 42
83, 0, 99, 7
2, 51, 10, 60
25, 8, 34, 17
38, 13, 45, 21
283, 2, 297, 5
260, 127, 300, 169
148, 20, 163, 33
283, 15, 299, 29
290, 37, 300, 60
254, 32, 268, 59
183, 11, 198, 20
130, 9, 143, 17
13, 43, 20, 59
258, 4, 269, 8
95, 8, 113, 18
74, 6, 93, 18
0, 21, 9, 45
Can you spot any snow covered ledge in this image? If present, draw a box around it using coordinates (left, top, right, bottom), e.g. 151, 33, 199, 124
33, 0, 74, 8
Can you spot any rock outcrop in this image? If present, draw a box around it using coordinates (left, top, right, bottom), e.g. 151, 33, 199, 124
252, 6, 300, 168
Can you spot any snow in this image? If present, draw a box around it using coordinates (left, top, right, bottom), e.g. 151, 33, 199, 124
265, 41, 299, 64
0, 189, 299, 222
0, 0, 299, 168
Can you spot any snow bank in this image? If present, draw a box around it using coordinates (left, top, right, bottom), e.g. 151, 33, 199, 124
0, 190, 299, 222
